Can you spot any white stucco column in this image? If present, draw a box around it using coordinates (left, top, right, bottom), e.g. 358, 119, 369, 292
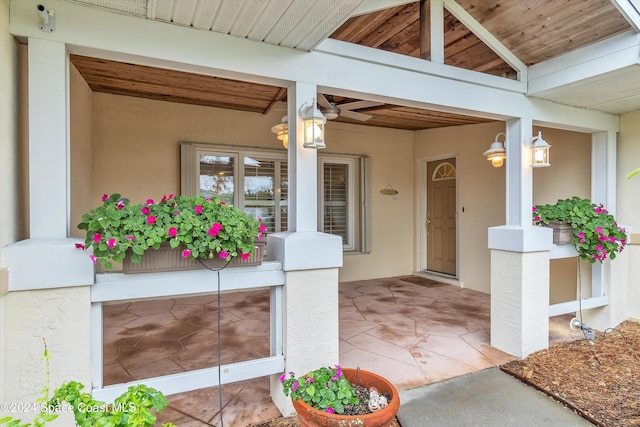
4, 38, 93, 292
268, 82, 343, 415
28, 37, 69, 238
286, 81, 319, 233
489, 118, 553, 358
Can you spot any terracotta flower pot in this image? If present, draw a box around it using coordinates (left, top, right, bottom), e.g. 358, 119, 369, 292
291, 368, 400, 427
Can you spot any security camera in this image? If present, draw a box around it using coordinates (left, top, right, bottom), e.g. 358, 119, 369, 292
36, 4, 49, 24
36, 4, 55, 32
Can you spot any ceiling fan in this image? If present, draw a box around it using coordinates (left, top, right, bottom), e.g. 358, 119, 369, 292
318, 94, 384, 121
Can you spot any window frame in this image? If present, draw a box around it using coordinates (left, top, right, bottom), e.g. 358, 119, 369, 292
181, 142, 369, 253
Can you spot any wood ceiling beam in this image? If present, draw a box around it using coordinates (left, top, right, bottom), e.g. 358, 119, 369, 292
604, 0, 640, 33
420, 0, 444, 62
443, 0, 526, 81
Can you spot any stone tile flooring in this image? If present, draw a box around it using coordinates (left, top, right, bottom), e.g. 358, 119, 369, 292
102, 276, 583, 426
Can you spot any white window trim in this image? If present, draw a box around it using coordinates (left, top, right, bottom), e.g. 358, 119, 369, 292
319, 156, 356, 251
180, 142, 368, 253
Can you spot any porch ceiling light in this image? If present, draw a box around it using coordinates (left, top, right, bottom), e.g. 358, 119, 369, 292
531, 131, 551, 168
271, 115, 288, 149
483, 132, 507, 168
301, 100, 327, 149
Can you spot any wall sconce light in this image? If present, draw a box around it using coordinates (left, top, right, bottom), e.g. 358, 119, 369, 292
301, 100, 327, 149
36, 4, 56, 32
483, 132, 507, 168
531, 131, 551, 167
271, 115, 288, 149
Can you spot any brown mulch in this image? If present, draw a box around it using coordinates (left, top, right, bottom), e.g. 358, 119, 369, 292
501, 319, 640, 427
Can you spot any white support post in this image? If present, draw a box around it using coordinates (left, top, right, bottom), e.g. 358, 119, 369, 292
505, 118, 533, 226
5, 38, 93, 291
429, 0, 444, 64
28, 38, 69, 238
489, 117, 552, 358
267, 83, 343, 416
91, 302, 103, 389
287, 82, 319, 233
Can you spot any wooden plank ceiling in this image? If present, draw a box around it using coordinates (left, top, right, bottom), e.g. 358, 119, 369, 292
69, 0, 632, 130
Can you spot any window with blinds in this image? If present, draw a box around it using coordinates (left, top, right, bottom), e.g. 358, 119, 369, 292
183, 143, 367, 252
322, 163, 349, 244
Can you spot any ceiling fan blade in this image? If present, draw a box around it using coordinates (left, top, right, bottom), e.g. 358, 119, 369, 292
340, 110, 372, 121
338, 100, 385, 111
317, 94, 332, 108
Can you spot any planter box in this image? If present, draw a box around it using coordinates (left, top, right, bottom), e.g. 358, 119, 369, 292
546, 221, 573, 245
292, 368, 400, 427
122, 241, 265, 274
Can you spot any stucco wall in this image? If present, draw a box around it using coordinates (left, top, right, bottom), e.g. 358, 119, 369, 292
531, 127, 591, 305
414, 122, 506, 293
618, 110, 640, 319
1, 286, 91, 412
325, 122, 415, 281
69, 63, 94, 238
86, 93, 416, 282
413, 123, 591, 296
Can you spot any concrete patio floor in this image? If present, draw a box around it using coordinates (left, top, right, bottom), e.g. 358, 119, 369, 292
102, 276, 583, 426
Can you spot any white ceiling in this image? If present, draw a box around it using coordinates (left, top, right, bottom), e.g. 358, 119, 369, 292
68, 0, 365, 50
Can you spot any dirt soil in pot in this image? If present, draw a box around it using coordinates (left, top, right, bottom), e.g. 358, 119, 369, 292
251, 320, 640, 427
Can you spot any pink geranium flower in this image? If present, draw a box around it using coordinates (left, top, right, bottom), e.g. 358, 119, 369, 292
194, 205, 203, 214
168, 227, 177, 237
141, 206, 150, 215
93, 233, 102, 243
181, 249, 191, 258
147, 215, 156, 225
75, 243, 85, 250
240, 252, 250, 260
107, 238, 116, 249
101, 194, 108, 201
208, 223, 223, 237
219, 250, 229, 259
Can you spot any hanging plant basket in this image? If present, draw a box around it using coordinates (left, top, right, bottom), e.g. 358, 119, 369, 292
546, 221, 573, 245
122, 241, 265, 274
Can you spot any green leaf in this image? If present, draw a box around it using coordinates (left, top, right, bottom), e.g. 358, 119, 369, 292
306, 385, 315, 397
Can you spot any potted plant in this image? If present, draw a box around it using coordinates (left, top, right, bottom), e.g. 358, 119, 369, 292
532, 196, 627, 263
76, 193, 266, 271
280, 365, 400, 427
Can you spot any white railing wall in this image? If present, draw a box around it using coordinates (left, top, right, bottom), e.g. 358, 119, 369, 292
90, 261, 285, 402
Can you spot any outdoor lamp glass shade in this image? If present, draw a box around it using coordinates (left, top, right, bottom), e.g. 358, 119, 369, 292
531, 131, 550, 167
301, 102, 327, 149
483, 133, 507, 168
271, 116, 288, 149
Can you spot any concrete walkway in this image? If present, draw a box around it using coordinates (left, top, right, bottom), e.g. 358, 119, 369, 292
397, 367, 594, 426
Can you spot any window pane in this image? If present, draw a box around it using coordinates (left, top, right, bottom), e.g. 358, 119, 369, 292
244, 157, 276, 233
323, 163, 348, 244
199, 155, 234, 205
